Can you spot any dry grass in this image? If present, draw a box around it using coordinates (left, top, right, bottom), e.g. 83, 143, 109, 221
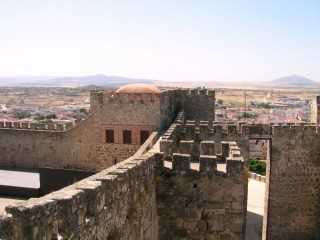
0, 83, 318, 111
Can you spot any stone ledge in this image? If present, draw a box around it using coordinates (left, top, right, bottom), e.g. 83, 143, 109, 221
248, 172, 266, 183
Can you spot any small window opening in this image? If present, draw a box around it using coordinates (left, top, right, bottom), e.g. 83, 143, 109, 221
106, 130, 114, 143
123, 130, 132, 144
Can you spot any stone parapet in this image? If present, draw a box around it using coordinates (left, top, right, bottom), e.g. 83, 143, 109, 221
248, 172, 266, 182
226, 157, 244, 174
0, 118, 85, 132
272, 124, 317, 136
4, 122, 12, 128
20, 122, 29, 129
179, 140, 194, 154
2, 153, 158, 240
159, 139, 174, 160
12, 122, 20, 128
159, 110, 312, 144
199, 155, 217, 172
172, 153, 190, 170
156, 142, 246, 240
110, 92, 159, 103
200, 141, 215, 155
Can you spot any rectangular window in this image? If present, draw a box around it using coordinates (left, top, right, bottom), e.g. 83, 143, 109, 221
123, 130, 132, 144
140, 130, 149, 144
106, 129, 114, 143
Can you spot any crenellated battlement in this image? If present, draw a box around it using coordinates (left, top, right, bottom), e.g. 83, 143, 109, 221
159, 135, 244, 175
109, 92, 159, 103
174, 88, 215, 97
166, 117, 317, 138
0, 118, 84, 132
272, 124, 318, 136
2, 152, 158, 240
173, 111, 185, 124
90, 89, 160, 105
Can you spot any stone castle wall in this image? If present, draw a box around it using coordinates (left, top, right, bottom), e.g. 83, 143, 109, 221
156, 146, 247, 239
89, 88, 216, 168
159, 90, 177, 128
159, 116, 253, 162
0, 115, 97, 171
263, 125, 320, 239
179, 88, 215, 121
96, 144, 141, 170
1, 153, 158, 240
162, 113, 320, 239
90, 90, 162, 127
156, 112, 247, 239
0, 127, 247, 240
1, 89, 320, 239
90, 90, 163, 168
249, 139, 268, 160
311, 96, 320, 125
158, 88, 215, 127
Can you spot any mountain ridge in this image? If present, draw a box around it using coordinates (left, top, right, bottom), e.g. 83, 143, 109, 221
0, 74, 157, 87
269, 75, 315, 84
0, 74, 317, 87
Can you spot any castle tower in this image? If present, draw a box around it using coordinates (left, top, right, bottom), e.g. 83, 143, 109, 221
91, 83, 161, 169
173, 88, 215, 121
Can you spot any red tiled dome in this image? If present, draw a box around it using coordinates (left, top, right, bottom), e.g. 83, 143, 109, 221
115, 83, 159, 94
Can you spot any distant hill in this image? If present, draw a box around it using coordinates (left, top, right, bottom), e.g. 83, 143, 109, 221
269, 75, 315, 84
0, 74, 159, 87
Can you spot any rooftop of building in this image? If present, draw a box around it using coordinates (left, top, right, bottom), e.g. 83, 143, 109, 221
115, 83, 160, 94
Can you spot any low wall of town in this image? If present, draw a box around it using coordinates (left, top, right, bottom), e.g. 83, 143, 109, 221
0, 119, 81, 131
248, 172, 266, 182
0, 115, 97, 171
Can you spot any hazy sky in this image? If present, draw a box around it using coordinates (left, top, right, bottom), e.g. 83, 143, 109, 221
0, 0, 319, 82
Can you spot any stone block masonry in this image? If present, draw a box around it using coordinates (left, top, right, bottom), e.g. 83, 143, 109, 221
91, 89, 163, 166
96, 143, 140, 170
2, 88, 320, 240
156, 140, 247, 240
0, 115, 97, 171
263, 125, 320, 239
0, 129, 247, 240
90, 90, 162, 128
1, 153, 159, 240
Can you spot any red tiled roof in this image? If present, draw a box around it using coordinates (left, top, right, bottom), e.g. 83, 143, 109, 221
115, 83, 159, 94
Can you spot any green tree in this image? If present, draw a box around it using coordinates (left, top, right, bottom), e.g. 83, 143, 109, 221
240, 112, 257, 119
256, 102, 271, 109
249, 160, 266, 176
217, 99, 223, 105
46, 114, 56, 119
34, 115, 45, 121
13, 110, 31, 119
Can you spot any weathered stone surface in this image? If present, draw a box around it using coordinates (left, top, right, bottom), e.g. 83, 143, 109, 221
0, 116, 97, 170
2, 155, 158, 240
1, 88, 320, 240
156, 142, 246, 239
263, 125, 320, 240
